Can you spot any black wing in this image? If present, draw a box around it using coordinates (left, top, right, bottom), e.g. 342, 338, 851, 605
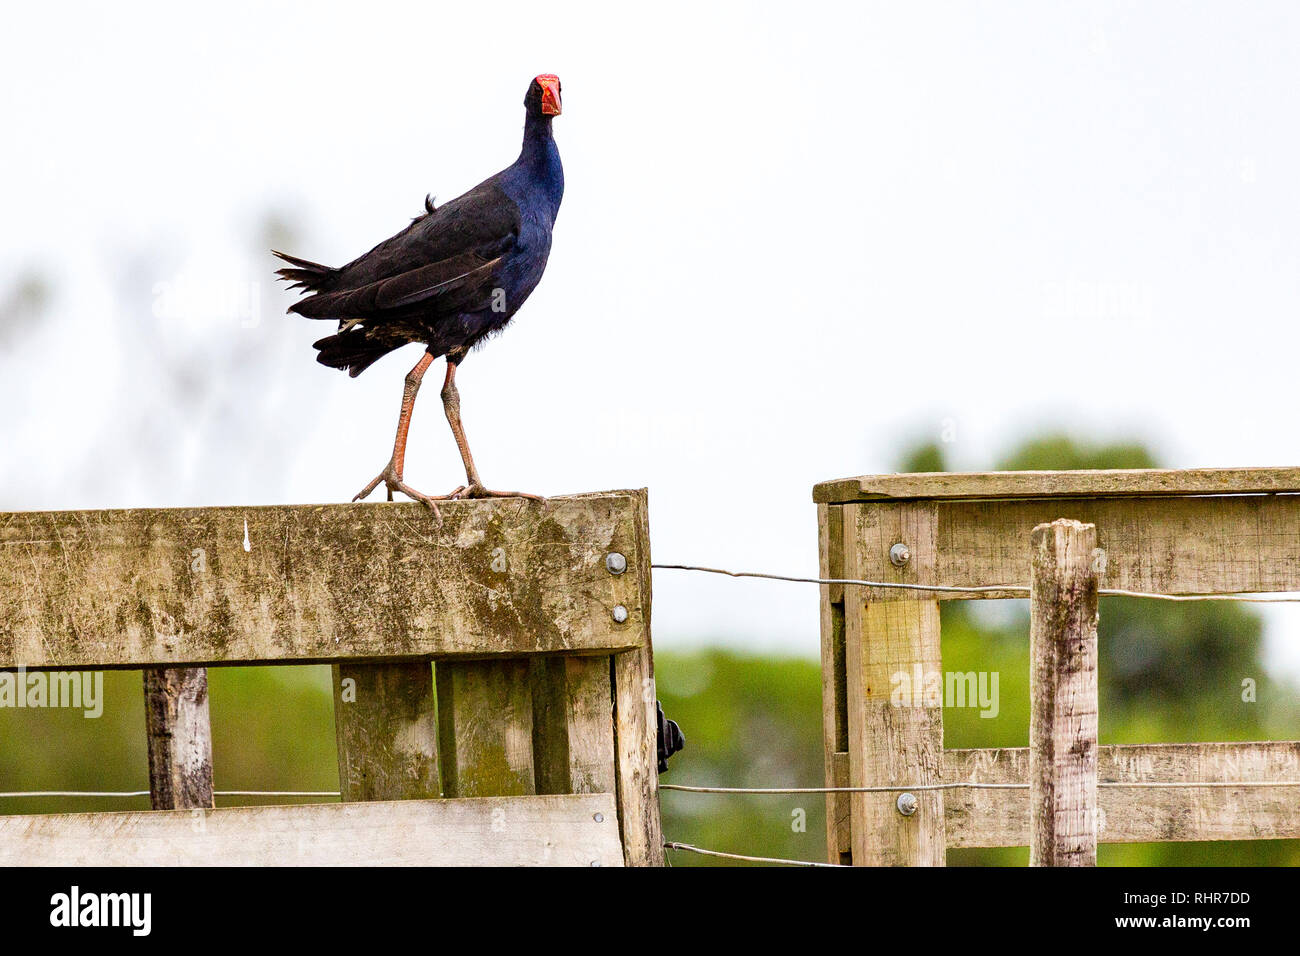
279, 181, 521, 323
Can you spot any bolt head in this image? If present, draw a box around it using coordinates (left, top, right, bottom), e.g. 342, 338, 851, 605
889, 542, 911, 568
611, 604, 629, 624
606, 552, 627, 575
896, 792, 918, 817
593, 812, 604, 823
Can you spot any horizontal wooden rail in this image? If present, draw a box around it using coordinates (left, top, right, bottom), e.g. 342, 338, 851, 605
948, 742, 1300, 846
0, 793, 624, 866
830, 494, 1300, 600
828, 741, 1300, 853
0, 492, 646, 669
814, 466, 1300, 503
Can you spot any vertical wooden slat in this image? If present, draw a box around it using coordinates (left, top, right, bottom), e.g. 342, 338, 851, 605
612, 489, 665, 866
531, 657, 616, 795
613, 648, 661, 865
531, 657, 571, 795
817, 502, 850, 864
843, 501, 945, 865
332, 662, 439, 801
437, 660, 536, 797
1029, 519, 1100, 867
143, 667, 214, 810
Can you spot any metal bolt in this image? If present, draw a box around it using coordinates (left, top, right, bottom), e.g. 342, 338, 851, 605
896, 792, 918, 817
889, 542, 911, 568
606, 552, 627, 575
612, 605, 629, 624
590, 860, 601, 867
593, 812, 604, 823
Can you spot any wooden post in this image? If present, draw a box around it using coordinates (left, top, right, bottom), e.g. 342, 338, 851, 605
611, 489, 665, 866
143, 667, 214, 810
817, 503, 851, 864
1029, 519, 1100, 866
843, 502, 946, 866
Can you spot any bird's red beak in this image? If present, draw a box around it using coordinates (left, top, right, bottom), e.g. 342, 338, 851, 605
537, 74, 562, 115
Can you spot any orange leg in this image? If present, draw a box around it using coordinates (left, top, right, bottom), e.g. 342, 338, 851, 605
432, 360, 543, 502
352, 351, 442, 516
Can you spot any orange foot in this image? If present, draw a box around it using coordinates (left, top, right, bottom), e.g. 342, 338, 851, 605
438, 482, 545, 502
352, 465, 443, 522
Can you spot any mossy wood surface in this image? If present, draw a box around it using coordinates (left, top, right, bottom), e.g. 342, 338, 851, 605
0, 492, 646, 668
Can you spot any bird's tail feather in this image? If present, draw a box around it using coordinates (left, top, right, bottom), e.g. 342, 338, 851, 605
273, 250, 337, 293
312, 329, 397, 378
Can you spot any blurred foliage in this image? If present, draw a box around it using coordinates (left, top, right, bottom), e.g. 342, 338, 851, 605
0, 431, 1294, 866
0, 667, 338, 816
657, 650, 827, 865
0, 272, 50, 349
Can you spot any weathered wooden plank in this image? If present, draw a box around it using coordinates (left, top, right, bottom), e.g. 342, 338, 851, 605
944, 742, 1300, 846
531, 657, 616, 795
142, 667, 214, 810
0, 793, 624, 866
613, 647, 661, 866
830, 750, 852, 860
843, 502, 945, 865
333, 662, 439, 801
817, 503, 850, 864
1029, 520, 1099, 866
848, 495, 1300, 600
814, 467, 1300, 504
0, 492, 647, 668
437, 660, 536, 798
612, 489, 665, 866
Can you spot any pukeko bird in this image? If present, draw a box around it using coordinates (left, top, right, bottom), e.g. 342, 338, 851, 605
274, 74, 563, 518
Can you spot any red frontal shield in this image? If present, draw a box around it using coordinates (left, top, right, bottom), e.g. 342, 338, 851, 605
536, 74, 562, 115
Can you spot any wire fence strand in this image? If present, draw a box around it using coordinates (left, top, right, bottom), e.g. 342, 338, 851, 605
662, 782, 1027, 794
0, 790, 341, 800
4, 779, 1294, 801
651, 563, 1300, 602
661, 780, 1300, 795
664, 842, 841, 867
0, 791, 152, 799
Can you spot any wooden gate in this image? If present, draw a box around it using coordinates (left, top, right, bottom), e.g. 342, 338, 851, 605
0, 489, 662, 866
816, 468, 1300, 865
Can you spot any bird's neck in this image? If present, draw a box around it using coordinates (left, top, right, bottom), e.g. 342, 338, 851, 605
513, 112, 564, 218
521, 111, 553, 148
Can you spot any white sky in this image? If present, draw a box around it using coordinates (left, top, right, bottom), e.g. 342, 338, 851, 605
2, 1, 1300, 678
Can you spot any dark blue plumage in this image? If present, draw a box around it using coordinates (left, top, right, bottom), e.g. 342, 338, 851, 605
272, 75, 564, 512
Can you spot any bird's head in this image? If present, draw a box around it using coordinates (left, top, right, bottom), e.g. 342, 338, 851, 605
526, 74, 562, 116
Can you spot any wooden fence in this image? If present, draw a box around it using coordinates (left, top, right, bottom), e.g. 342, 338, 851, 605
4, 469, 1297, 866
815, 468, 1300, 865
0, 489, 662, 866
